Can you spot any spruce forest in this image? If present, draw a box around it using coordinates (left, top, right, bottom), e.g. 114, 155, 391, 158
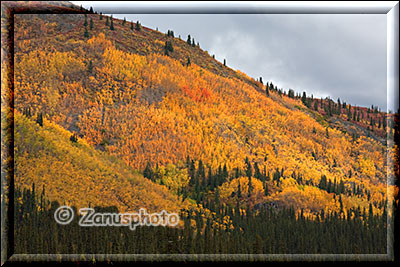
1, 1, 399, 261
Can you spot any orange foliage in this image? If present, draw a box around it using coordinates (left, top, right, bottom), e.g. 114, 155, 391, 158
12, 14, 389, 216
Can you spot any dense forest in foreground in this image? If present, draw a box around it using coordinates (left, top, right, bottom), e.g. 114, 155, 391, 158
14, 183, 387, 255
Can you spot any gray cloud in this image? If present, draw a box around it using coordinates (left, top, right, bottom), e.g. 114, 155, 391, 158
72, 3, 388, 110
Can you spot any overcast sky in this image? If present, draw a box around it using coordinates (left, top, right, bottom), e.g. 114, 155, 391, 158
72, 2, 389, 111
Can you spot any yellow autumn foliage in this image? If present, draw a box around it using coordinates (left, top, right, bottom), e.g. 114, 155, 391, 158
10, 14, 391, 218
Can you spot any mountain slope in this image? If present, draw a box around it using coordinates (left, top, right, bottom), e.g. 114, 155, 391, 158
14, 111, 187, 213
11, 11, 391, 217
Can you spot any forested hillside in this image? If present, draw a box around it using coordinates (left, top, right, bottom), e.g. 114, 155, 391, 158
1, 2, 397, 257
14, 112, 188, 213
12, 12, 392, 218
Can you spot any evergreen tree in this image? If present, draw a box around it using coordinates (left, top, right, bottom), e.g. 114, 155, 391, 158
84, 26, 89, 38
369, 203, 373, 218
197, 160, 205, 184
23, 107, 32, 118
288, 89, 295, 98
237, 181, 242, 198
70, 133, 78, 143
273, 168, 281, 186
189, 160, 196, 186
269, 82, 274, 91
328, 101, 332, 116
164, 40, 173, 55
207, 167, 212, 188
314, 100, 319, 111
143, 162, 153, 181
248, 176, 253, 197
319, 175, 327, 190
264, 181, 269, 196
338, 180, 345, 194
89, 18, 93, 30
88, 60, 93, 73
301, 92, 307, 106
235, 167, 241, 179
245, 157, 252, 179
135, 21, 141, 31
327, 179, 332, 193
36, 112, 43, 126
253, 162, 261, 180
187, 34, 191, 45
110, 16, 114, 30
215, 187, 220, 206
222, 164, 228, 183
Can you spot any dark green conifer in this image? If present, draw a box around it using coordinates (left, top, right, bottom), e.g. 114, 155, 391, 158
88, 60, 93, 73
36, 112, 43, 126
110, 16, 114, 30
135, 21, 141, 31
